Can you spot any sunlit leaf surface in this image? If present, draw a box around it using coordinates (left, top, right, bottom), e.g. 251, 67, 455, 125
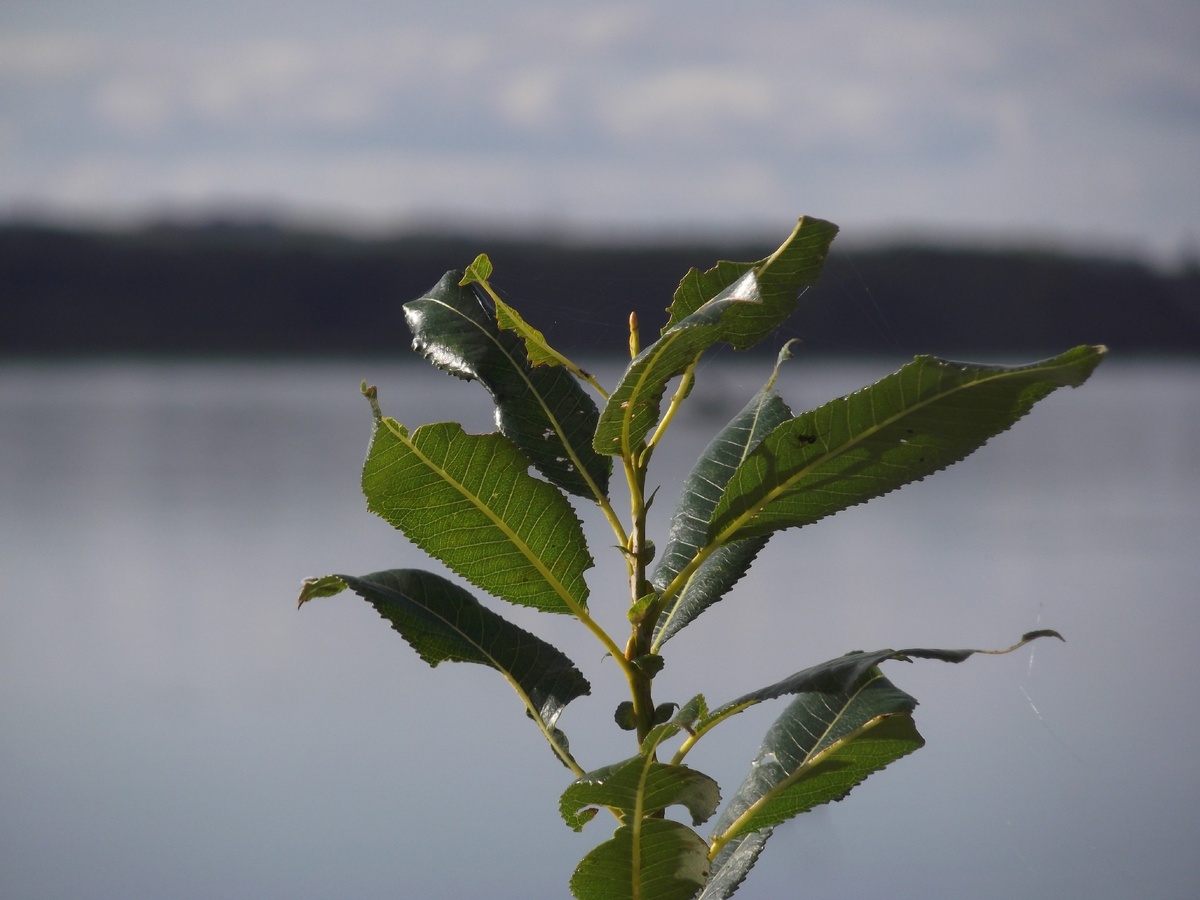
362, 417, 592, 614
709, 345, 1106, 543
570, 818, 711, 900
594, 217, 838, 458
560, 755, 720, 831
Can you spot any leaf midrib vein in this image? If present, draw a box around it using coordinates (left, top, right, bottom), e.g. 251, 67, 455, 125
428, 297, 608, 503
386, 419, 584, 612
712, 362, 1059, 545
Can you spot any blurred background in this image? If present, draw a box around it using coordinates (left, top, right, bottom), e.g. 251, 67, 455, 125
2, 2, 1198, 898
3, 0, 1199, 257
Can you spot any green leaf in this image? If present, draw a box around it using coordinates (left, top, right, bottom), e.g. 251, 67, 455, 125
663, 217, 838, 346
362, 416, 592, 614
570, 819, 711, 900
715, 690, 923, 842
296, 569, 590, 740
672, 694, 710, 734
708, 345, 1107, 544
681, 631, 1062, 896
461, 256, 607, 392
695, 830, 771, 900
460, 252, 493, 283
650, 344, 796, 648
688, 632, 1063, 739
662, 260, 754, 334
296, 573, 346, 602
492, 295, 568, 368
592, 275, 761, 459
705, 710, 921, 898
560, 755, 721, 831
404, 271, 611, 499
706, 671, 923, 883
593, 217, 838, 458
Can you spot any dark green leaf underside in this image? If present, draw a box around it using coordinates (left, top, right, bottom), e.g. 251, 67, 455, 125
297, 569, 590, 729
685, 631, 1062, 895
685, 632, 1064, 732
697, 828, 772, 900
710, 670, 922, 848
651, 350, 795, 647
404, 272, 611, 499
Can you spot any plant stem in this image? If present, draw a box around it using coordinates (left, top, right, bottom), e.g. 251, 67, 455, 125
668, 700, 756, 766
621, 437, 660, 745
643, 358, 698, 457
596, 494, 629, 551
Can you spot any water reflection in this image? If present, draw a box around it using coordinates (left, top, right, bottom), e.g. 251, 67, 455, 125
1, 358, 1196, 899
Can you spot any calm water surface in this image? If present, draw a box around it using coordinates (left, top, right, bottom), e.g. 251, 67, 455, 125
1, 357, 1197, 899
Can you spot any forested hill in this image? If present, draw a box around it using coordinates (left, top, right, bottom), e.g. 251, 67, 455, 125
2, 221, 1197, 357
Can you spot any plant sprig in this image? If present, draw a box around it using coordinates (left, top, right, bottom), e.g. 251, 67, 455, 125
299, 215, 1104, 900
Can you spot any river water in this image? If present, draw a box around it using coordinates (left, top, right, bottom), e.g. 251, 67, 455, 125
1, 356, 1197, 899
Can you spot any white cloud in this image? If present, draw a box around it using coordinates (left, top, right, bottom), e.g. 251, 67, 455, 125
0, 33, 103, 77
185, 41, 317, 121
94, 78, 176, 134
598, 68, 777, 141
496, 68, 564, 129
19, 27, 507, 142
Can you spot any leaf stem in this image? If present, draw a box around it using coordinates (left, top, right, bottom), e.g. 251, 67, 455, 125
377, 415, 632, 677
668, 701, 756, 766
642, 358, 698, 458
619, 454, 641, 589
597, 495, 630, 552
647, 539, 722, 655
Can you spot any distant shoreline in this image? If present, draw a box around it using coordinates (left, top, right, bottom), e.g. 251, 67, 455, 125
2, 220, 1197, 357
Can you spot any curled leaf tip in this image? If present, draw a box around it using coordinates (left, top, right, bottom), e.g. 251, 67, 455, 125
1022, 628, 1066, 643
764, 339, 800, 391
778, 338, 801, 362
297, 574, 347, 608
459, 253, 493, 285
360, 382, 383, 420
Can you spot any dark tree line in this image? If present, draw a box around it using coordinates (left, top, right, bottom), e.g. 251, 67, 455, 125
2, 220, 1197, 358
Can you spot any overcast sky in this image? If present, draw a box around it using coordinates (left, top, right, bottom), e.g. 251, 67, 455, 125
2, 1, 1198, 261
